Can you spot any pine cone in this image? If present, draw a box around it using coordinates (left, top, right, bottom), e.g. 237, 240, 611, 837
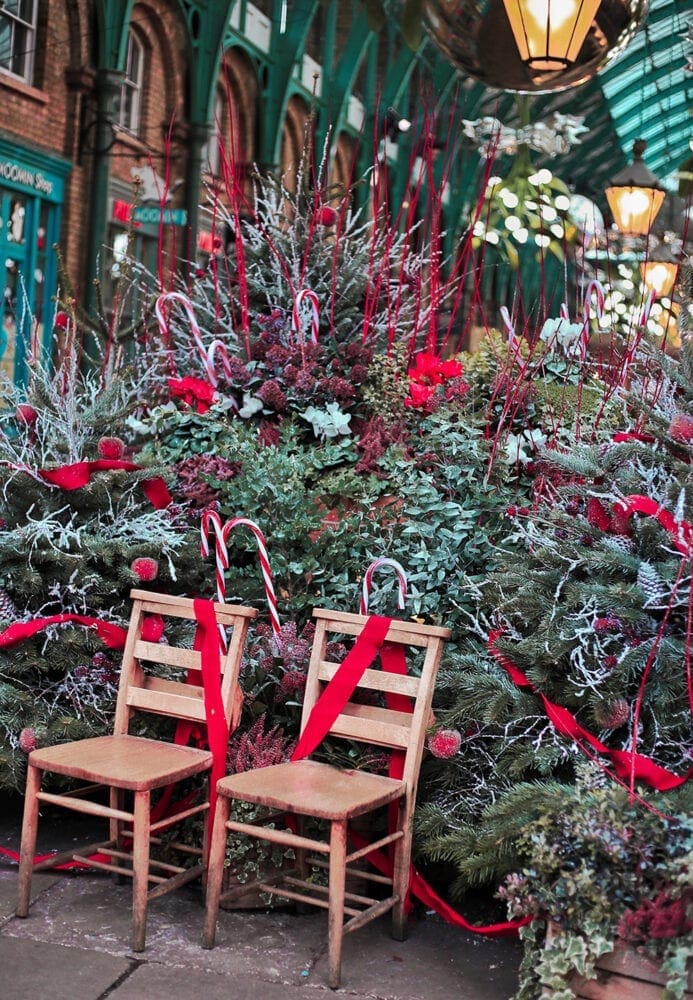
18, 728, 38, 753
0, 588, 19, 622
637, 562, 668, 606
595, 698, 630, 730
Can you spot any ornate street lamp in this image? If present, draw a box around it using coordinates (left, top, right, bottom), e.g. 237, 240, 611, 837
501, 0, 603, 72
605, 140, 666, 236
640, 244, 679, 299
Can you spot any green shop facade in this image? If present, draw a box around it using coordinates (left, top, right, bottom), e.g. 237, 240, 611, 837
0, 136, 70, 390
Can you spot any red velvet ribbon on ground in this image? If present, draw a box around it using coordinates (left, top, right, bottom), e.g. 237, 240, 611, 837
488, 631, 692, 791
0, 614, 127, 650
38, 460, 171, 509
291, 617, 527, 935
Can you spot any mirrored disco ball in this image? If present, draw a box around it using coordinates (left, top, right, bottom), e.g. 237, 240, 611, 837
422, 0, 649, 94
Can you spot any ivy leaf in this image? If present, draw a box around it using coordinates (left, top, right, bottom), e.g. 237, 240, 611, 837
401, 0, 424, 48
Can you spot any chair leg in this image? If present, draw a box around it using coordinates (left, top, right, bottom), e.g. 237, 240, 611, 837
16, 764, 42, 918
391, 799, 411, 942
202, 793, 231, 949
327, 819, 347, 989
131, 790, 150, 952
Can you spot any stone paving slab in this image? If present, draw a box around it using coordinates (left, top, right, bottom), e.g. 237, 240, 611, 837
0, 935, 132, 1000
0, 867, 521, 999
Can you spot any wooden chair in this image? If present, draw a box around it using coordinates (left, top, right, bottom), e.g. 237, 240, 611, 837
202, 607, 450, 988
16, 589, 257, 952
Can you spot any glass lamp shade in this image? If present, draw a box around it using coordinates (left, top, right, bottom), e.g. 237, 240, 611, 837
605, 141, 665, 236
606, 185, 666, 236
501, 0, 603, 71
640, 260, 678, 299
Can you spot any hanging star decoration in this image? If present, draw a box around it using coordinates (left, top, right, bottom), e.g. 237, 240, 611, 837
462, 113, 589, 158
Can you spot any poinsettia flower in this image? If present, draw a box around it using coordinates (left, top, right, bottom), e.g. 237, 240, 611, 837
404, 382, 437, 409
438, 358, 464, 380
407, 351, 446, 386
167, 376, 217, 414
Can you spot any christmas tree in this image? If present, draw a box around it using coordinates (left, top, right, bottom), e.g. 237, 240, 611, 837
0, 335, 206, 791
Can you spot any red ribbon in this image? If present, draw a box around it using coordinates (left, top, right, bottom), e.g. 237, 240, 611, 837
613, 495, 693, 557
290, 615, 393, 761
488, 631, 691, 791
291, 616, 526, 935
192, 599, 229, 845
38, 460, 171, 509
0, 614, 127, 650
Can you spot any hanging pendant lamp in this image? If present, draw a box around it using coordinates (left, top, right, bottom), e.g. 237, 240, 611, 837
605, 140, 666, 236
501, 0, 603, 72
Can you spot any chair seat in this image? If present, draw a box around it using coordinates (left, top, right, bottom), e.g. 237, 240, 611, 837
29, 734, 213, 791
217, 759, 406, 821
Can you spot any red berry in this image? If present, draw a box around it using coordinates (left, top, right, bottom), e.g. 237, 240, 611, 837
130, 557, 159, 582
427, 728, 462, 759
15, 404, 38, 426
668, 413, 693, 443
141, 615, 165, 642
97, 436, 126, 460
54, 311, 70, 330
315, 205, 338, 226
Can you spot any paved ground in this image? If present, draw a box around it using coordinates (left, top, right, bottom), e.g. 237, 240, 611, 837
0, 796, 521, 1000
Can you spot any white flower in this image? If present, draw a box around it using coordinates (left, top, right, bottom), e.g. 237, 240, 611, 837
539, 317, 584, 354
238, 393, 264, 419
505, 428, 547, 465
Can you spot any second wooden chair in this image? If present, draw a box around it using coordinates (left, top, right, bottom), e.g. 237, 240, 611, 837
202, 607, 450, 988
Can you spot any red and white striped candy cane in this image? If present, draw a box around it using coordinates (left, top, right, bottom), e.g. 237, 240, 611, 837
222, 517, 281, 636
200, 509, 230, 647
155, 291, 222, 386
499, 306, 526, 371
206, 340, 233, 388
580, 280, 606, 360
291, 289, 320, 356
360, 557, 408, 615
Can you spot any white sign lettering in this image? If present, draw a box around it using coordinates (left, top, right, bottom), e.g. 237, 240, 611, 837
0, 159, 54, 196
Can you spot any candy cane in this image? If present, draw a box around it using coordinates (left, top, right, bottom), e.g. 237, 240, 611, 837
155, 291, 222, 386
638, 288, 656, 327
580, 280, 606, 360
206, 340, 233, 389
291, 289, 320, 355
200, 510, 230, 647
222, 518, 281, 636
360, 557, 408, 615
499, 306, 526, 370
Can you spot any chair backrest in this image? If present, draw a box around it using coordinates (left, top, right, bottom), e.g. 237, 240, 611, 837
301, 608, 451, 792
112, 589, 257, 737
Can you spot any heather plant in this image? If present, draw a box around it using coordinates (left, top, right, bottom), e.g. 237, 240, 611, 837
495, 768, 693, 1000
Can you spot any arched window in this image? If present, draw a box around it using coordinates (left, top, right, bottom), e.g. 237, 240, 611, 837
118, 30, 144, 134
0, 0, 38, 82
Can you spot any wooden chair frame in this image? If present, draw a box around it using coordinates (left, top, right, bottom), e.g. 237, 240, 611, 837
203, 608, 450, 988
16, 589, 257, 951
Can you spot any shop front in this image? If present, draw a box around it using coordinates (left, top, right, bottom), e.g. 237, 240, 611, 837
0, 136, 70, 393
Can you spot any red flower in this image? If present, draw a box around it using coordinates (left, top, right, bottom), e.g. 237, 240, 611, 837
439, 358, 464, 380
168, 376, 217, 414
408, 352, 446, 386
404, 382, 437, 409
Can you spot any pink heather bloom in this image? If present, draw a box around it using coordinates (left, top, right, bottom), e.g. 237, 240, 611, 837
427, 728, 462, 759
130, 557, 159, 582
